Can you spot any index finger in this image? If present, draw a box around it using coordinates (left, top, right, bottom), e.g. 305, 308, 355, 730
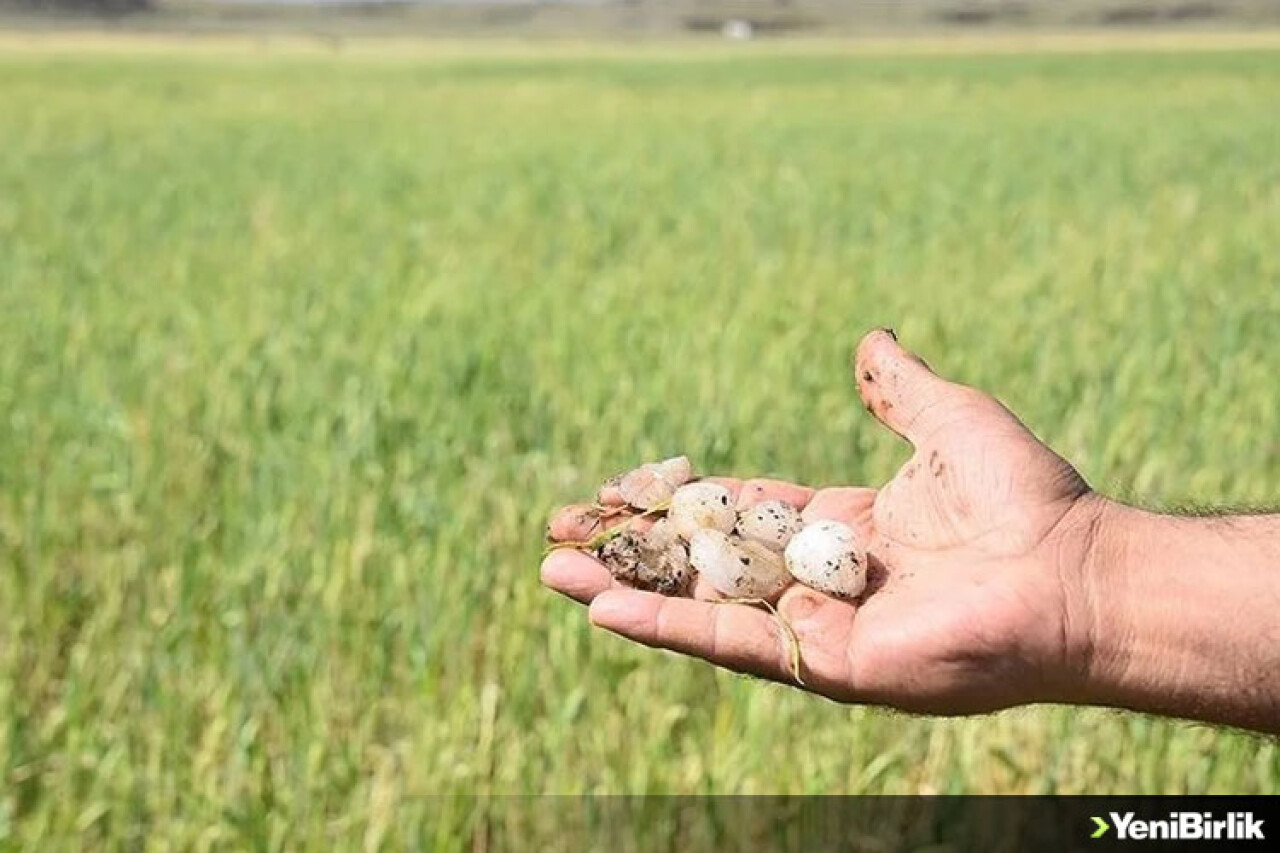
587, 586, 858, 700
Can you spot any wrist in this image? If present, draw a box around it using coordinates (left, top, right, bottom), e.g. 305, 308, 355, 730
1061, 494, 1134, 704
1058, 498, 1280, 732
1067, 499, 1210, 711
1048, 491, 1119, 703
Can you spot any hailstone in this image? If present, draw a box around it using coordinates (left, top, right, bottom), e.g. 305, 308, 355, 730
617, 455, 694, 509
668, 482, 736, 540
598, 525, 693, 596
734, 500, 804, 552
688, 529, 790, 599
783, 520, 867, 601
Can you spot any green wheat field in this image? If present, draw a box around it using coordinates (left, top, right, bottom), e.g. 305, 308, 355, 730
2, 32, 1279, 848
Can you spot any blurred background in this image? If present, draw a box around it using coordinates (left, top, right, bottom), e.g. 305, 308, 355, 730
1, 0, 1279, 847
4, 0, 1280, 35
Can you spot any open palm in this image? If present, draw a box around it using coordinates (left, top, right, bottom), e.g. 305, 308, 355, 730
543, 330, 1103, 714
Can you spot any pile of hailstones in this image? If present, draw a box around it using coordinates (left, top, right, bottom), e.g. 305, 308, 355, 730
584, 456, 867, 601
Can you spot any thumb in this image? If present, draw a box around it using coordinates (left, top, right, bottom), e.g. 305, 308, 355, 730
853, 328, 985, 446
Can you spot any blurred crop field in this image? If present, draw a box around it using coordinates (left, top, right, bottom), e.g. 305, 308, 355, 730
2, 31, 1280, 847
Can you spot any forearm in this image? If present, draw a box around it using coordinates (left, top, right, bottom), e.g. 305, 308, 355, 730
1074, 500, 1280, 734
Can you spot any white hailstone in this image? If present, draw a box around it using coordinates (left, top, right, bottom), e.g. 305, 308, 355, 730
667, 482, 736, 541
656, 455, 693, 487
618, 465, 675, 510
734, 500, 804, 552
617, 455, 694, 509
641, 517, 681, 552
784, 520, 867, 601
688, 529, 790, 599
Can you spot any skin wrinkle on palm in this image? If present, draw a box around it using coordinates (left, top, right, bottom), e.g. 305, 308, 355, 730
543, 330, 1280, 735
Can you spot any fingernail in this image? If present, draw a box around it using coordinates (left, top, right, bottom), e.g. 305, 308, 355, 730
546, 505, 601, 542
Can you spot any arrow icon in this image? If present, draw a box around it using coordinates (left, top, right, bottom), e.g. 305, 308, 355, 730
1091, 816, 1110, 839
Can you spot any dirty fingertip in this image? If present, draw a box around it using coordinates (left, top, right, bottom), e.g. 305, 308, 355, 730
541, 550, 611, 604
546, 504, 605, 542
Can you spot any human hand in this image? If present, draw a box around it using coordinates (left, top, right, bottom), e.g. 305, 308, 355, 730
542, 329, 1106, 715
